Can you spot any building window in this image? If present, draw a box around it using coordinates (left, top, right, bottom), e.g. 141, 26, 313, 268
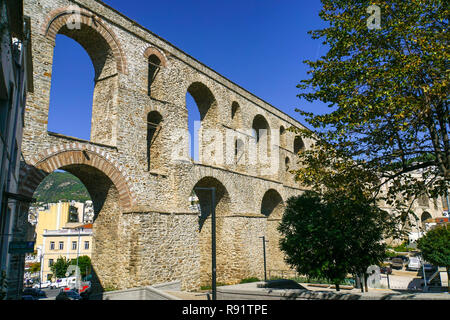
59, 241, 64, 250
72, 241, 77, 250
84, 241, 89, 250
50, 241, 55, 250
49, 259, 54, 267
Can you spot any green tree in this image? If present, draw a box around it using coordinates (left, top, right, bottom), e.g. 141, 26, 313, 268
296, 0, 449, 215
29, 262, 41, 273
417, 225, 450, 292
69, 255, 92, 278
50, 257, 70, 279
278, 190, 396, 291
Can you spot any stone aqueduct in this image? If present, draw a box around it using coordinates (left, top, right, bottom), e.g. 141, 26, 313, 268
19, 0, 310, 291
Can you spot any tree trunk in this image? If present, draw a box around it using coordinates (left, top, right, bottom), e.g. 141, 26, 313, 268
360, 274, 365, 293
364, 274, 369, 292
335, 283, 340, 292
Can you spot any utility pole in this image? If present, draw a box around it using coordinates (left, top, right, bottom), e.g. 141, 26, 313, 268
76, 226, 82, 291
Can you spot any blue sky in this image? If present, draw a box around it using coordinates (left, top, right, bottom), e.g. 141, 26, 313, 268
48, 0, 329, 146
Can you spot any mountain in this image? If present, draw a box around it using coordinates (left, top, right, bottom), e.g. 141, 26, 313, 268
34, 171, 91, 203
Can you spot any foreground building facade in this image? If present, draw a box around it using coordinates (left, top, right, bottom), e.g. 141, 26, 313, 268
0, 0, 33, 299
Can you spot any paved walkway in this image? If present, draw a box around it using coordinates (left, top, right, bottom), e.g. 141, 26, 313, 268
164, 281, 449, 300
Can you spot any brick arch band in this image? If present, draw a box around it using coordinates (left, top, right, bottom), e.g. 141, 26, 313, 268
19, 146, 135, 211
42, 7, 128, 74
143, 47, 167, 67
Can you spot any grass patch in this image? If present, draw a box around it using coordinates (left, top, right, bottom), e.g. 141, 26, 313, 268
200, 282, 227, 291
239, 277, 261, 284
270, 276, 355, 286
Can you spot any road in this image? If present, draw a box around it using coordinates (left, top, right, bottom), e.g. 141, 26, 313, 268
40, 287, 60, 300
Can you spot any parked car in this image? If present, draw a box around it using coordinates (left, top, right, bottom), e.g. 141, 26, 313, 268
391, 257, 404, 269
393, 255, 409, 264
21, 295, 36, 300
33, 280, 51, 289
51, 276, 77, 289
407, 257, 421, 271
56, 290, 82, 300
22, 288, 46, 298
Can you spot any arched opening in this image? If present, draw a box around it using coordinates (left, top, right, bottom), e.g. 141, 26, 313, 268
31, 170, 92, 281
20, 150, 134, 293
252, 115, 271, 169
420, 211, 433, 229
261, 189, 286, 271
261, 189, 284, 218
186, 82, 218, 162
147, 54, 161, 96
293, 136, 305, 154
231, 101, 242, 128
48, 35, 94, 141
192, 177, 238, 286
252, 115, 270, 143
285, 157, 290, 172
147, 111, 163, 171
47, 22, 119, 146
279, 126, 286, 148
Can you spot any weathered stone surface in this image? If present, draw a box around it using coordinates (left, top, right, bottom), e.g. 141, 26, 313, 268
20, 0, 310, 291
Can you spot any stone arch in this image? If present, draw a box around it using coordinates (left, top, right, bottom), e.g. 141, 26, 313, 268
279, 125, 286, 148
18, 146, 136, 291
420, 211, 433, 229
251, 114, 272, 171
186, 81, 218, 125
41, 7, 126, 146
143, 46, 167, 67
260, 188, 287, 271
19, 147, 135, 211
294, 136, 305, 154
284, 156, 291, 172
144, 47, 167, 97
186, 82, 219, 163
261, 188, 284, 219
191, 176, 240, 285
42, 7, 127, 74
252, 114, 270, 143
231, 101, 242, 128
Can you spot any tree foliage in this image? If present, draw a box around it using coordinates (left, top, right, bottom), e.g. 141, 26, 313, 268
29, 262, 41, 273
278, 190, 396, 291
69, 255, 92, 278
417, 225, 450, 269
296, 0, 449, 212
50, 256, 70, 279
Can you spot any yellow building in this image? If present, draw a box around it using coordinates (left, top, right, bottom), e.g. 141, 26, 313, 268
34, 201, 87, 252
40, 224, 93, 281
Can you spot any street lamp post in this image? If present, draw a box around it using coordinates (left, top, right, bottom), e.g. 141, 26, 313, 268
259, 236, 268, 282
194, 187, 216, 300
76, 227, 82, 290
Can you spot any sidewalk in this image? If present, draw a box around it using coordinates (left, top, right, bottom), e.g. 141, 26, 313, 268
164, 281, 449, 300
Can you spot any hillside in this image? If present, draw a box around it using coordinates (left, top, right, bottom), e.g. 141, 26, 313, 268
34, 171, 91, 203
